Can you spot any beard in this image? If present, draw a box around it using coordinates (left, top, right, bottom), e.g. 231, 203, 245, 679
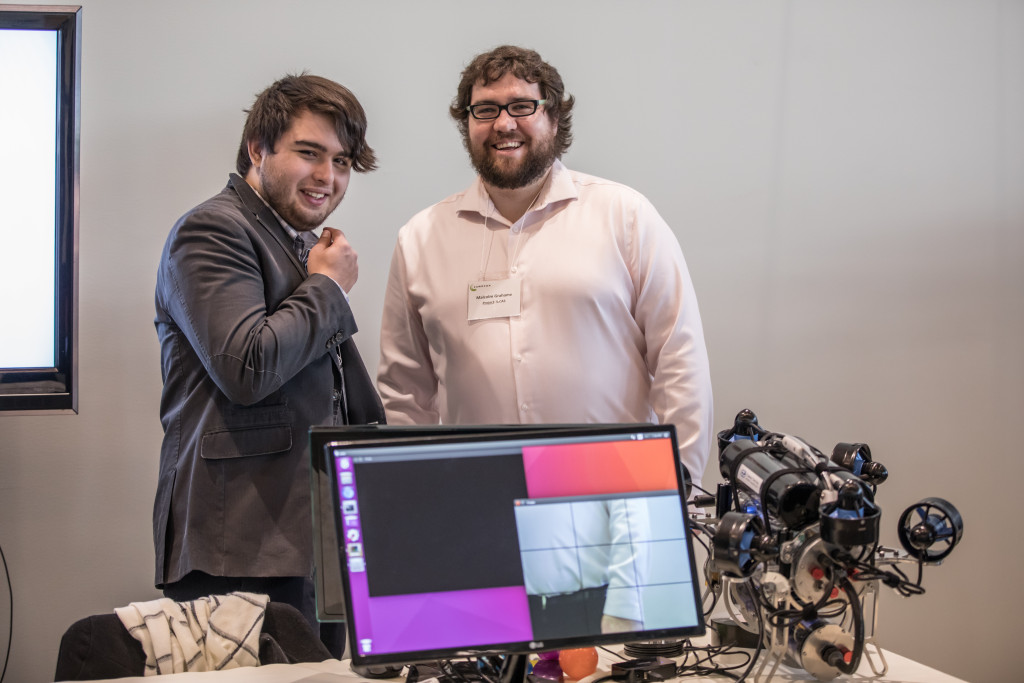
470, 132, 558, 190
258, 165, 342, 231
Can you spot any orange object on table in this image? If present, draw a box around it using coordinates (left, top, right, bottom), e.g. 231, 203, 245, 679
558, 647, 598, 680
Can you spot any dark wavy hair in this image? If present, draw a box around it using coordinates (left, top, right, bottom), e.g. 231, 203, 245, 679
449, 45, 574, 157
236, 73, 376, 176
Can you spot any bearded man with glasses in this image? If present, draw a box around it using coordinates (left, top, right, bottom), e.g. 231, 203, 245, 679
378, 45, 713, 493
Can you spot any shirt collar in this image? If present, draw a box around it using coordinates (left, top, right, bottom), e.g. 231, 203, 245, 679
456, 158, 578, 224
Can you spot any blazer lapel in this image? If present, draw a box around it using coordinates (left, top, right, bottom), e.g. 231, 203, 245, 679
228, 174, 305, 275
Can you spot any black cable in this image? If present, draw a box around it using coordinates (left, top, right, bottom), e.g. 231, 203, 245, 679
836, 575, 865, 675
475, 657, 502, 683
688, 519, 722, 618
690, 482, 714, 497
430, 658, 487, 683
675, 641, 751, 679
442, 659, 463, 683
760, 579, 841, 628
677, 651, 713, 681
598, 645, 627, 661
849, 558, 925, 597
690, 520, 717, 542
734, 582, 765, 682
702, 584, 720, 618
743, 552, 839, 630
0, 542, 10, 683
693, 533, 712, 558
763, 595, 847, 630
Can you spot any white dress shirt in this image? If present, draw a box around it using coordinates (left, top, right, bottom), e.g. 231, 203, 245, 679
378, 160, 713, 486
515, 499, 651, 622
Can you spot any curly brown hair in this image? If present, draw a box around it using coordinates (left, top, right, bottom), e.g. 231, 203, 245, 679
449, 45, 574, 157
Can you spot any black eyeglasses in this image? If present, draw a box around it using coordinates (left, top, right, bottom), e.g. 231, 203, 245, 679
466, 99, 547, 120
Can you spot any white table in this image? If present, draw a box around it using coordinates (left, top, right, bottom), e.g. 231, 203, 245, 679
93, 645, 967, 683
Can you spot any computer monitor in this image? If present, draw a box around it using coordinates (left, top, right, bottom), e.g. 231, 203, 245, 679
322, 423, 705, 666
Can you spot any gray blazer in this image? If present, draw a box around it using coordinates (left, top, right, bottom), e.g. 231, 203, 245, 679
153, 174, 384, 586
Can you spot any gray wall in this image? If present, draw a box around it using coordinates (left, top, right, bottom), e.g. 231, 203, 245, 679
1, 1, 1021, 680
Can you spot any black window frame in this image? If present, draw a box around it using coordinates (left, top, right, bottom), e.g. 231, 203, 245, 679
0, 5, 81, 414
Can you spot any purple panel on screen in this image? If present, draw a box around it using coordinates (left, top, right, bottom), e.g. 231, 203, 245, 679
363, 586, 533, 654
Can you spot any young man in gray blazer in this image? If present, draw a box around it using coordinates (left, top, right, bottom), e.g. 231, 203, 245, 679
153, 74, 384, 653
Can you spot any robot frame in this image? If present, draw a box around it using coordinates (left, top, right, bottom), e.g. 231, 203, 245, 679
689, 409, 963, 682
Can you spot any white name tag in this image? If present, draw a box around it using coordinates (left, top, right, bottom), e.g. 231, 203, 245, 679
468, 278, 521, 320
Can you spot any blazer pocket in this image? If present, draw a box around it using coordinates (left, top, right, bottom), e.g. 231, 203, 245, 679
201, 424, 292, 459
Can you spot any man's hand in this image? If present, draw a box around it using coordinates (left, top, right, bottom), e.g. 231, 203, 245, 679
601, 614, 643, 634
307, 227, 358, 293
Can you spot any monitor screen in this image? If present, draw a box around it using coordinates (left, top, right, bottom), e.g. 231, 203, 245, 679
323, 424, 704, 666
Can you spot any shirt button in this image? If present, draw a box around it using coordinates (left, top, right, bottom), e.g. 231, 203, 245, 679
521, 403, 528, 411
514, 355, 522, 362
510, 266, 518, 274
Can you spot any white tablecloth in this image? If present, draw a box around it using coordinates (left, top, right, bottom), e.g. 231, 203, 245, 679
91, 644, 966, 683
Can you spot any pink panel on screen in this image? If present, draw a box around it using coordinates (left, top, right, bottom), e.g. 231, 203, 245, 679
364, 586, 532, 654
522, 439, 676, 499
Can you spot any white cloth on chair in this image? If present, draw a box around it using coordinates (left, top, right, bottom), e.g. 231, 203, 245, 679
114, 592, 269, 675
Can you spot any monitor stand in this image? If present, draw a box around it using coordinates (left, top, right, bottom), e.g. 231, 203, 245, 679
499, 654, 528, 683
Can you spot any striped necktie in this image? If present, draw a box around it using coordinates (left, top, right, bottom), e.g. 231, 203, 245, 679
294, 231, 319, 269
